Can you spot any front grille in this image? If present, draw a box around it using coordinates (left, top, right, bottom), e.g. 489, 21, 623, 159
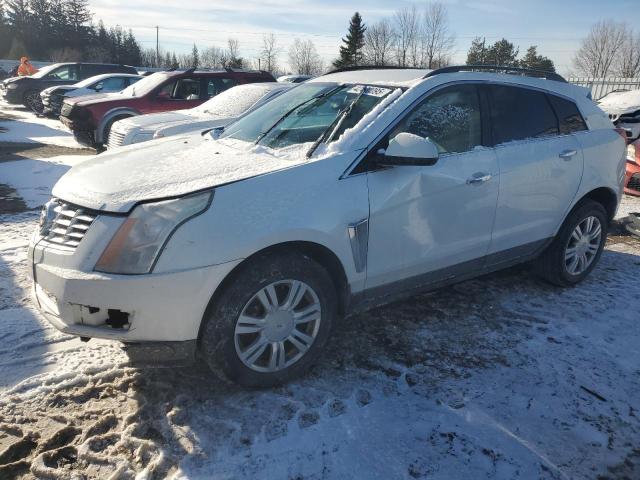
44, 200, 97, 248
107, 129, 126, 149
628, 174, 640, 192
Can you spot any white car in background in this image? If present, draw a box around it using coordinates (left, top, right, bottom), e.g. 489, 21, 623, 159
107, 82, 294, 148
598, 89, 640, 141
40, 73, 142, 117
277, 74, 313, 83
31, 66, 625, 387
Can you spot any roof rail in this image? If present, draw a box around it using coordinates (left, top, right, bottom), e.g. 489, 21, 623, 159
323, 65, 427, 75
425, 65, 567, 83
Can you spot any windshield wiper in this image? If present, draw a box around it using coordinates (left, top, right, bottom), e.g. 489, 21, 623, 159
306, 86, 368, 158
255, 87, 339, 145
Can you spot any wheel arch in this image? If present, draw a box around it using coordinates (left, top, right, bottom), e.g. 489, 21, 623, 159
96, 107, 140, 144
577, 186, 618, 223
197, 241, 351, 342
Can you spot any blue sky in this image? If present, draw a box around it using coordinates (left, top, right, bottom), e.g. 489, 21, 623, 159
90, 0, 637, 74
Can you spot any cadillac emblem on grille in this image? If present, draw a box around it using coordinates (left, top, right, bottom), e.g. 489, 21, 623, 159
39, 199, 57, 236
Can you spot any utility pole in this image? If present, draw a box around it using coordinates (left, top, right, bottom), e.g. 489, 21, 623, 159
156, 26, 160, 67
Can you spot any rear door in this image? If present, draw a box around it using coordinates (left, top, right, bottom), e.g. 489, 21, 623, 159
203, 76, 238, 100
486, 84, 584, 261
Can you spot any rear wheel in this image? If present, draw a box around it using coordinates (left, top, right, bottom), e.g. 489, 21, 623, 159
534, 200, 608, 286
23, 90, 43, 113
200, 252, 337, 387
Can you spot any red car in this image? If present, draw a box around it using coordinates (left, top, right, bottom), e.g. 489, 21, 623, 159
625, 138, 640, 196
59, 68, 275, 149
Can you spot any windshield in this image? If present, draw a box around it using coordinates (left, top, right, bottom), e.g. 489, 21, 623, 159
73, 75, 109, 88
119, 72, 169, 97
192, 84, 278, 118
31, 64, 61, 79
220, 83, 393, 149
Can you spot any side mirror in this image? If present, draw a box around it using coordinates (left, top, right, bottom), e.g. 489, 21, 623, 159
378, 132, 439, 167
157, 92, 170, 100
94, 84, 103, 91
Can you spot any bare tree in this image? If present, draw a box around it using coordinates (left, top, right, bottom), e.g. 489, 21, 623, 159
615, 31, 640, 77
223, 38, 244, 68
422, 2, 455, 69
574, 20, 629, 77
364, 19, 396, 66
201, 46, 225, 69
288, 38, 323, 75
259, 33, 281, 73
393, 6, 419, 67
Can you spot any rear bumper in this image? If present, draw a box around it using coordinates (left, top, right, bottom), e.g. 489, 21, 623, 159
624, 161, 640, 196
30, 241, 241, 342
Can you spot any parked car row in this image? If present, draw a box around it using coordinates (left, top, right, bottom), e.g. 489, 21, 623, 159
25, 64, 628, 387
597, 89, 640, 197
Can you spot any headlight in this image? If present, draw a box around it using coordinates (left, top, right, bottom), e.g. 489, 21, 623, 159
95, 191, 212, 274
7, 83, 18, 90
627, 143, 637, 164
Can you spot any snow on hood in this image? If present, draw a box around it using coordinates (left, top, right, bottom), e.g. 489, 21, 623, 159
598, 89, 640, 115
52, 134, 312, 212
118, 110, 198, 131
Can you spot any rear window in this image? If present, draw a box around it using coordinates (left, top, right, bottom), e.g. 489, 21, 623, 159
547, 94, 588, 134
488, 85, 558, 145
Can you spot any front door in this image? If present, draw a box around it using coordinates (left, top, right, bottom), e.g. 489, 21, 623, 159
365, 83, 499, 290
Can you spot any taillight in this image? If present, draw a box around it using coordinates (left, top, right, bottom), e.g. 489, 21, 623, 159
615, 128, 629, 143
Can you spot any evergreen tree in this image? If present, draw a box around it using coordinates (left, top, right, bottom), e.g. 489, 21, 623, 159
519, 45, 555, 72
466, 37, 488, 65
486, 38, 519, 66
171, 52, 179, 69
333, 12, 366, 68
191, 43, 199, 68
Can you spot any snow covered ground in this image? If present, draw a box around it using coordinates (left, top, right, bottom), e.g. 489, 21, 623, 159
0, 102, 85, 149
0, 105, 639, 479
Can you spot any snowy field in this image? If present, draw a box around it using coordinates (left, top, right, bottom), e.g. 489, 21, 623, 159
1, 102, 640, 479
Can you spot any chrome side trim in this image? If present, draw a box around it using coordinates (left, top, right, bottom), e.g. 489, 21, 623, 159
348, 218, 369, 273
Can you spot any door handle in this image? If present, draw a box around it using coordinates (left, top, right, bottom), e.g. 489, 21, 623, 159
559, 149, 577, 160
466, 173, 492, 185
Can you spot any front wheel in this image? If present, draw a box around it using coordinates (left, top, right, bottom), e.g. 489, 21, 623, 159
23, 90, 44, 113
534, 200, 608, 286
199, 252, 337, 387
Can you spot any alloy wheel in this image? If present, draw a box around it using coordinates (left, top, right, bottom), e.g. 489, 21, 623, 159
564, 215, 602, 275
234, 280, 322, 373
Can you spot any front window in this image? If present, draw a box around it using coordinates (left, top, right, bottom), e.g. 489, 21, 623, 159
45, 65, 78, 81
30, 64, 62, 79
221, 83, 394, 150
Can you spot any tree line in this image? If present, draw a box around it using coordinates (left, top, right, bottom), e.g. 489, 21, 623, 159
0, 0, 143, 66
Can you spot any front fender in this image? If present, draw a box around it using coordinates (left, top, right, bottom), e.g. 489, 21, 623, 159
96, 107, 141, 144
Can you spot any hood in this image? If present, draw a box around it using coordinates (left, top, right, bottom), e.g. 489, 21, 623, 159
2, 76, 29, 85
598, 90, 640, 116
118, 110, 195, 131
42, 85, 74, 95
52, 134, 312, 213
65, 91, 123, 107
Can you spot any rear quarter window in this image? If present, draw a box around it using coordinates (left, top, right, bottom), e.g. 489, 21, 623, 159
488, 85, 559, 145
547, 94, 588, 134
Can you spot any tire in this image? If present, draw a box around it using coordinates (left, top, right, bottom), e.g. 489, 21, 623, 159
534, 199, 608, 287
200, 252, 337, 387
102, 115, 129, 149
23, 90, 43, 113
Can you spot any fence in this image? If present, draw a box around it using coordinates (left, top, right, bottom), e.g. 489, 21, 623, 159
568, 77, 640, 100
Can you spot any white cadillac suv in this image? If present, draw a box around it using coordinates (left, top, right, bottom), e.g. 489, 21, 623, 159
29, 66, 626, 386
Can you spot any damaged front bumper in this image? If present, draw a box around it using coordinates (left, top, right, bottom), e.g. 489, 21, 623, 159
29, 227, 241, 344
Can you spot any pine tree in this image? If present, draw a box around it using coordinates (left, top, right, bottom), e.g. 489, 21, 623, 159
486, 38, 519, 67
171, 52, 179, 69
519, 46, 555, 72
466, 37, 488, 65
191, 43, 199, 68
333, 12, 366, 68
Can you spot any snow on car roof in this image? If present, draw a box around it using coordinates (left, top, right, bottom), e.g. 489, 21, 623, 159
309, 69, 432, 87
